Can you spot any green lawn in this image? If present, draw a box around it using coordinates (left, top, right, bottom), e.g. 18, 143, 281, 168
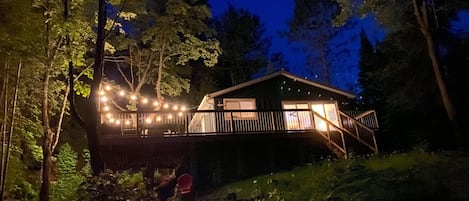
199, 149, 469, 201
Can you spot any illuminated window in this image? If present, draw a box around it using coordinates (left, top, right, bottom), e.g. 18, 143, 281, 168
223, 98, 257, 120
282, 101, 340, 131
311, 103, 339, 131
283, 103, 312, 130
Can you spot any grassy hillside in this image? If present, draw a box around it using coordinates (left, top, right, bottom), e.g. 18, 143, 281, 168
199, 150, 469, 201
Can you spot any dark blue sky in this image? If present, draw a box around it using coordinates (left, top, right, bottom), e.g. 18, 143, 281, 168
207, 0, 386, 92
207, 1, 467, 92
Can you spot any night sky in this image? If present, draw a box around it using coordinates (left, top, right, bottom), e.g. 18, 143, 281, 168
207, 0, 387, 92
208, 1, 468, 93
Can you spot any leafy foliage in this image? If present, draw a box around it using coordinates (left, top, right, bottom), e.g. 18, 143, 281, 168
79, 169, 159, 200
355, 1, 469, 149
105, 0, 221, 104
51, 144, 87, 201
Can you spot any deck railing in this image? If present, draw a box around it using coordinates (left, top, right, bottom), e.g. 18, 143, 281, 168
343, 110, 379, 129
99, 109, 378, 157
100, 109, 344, 136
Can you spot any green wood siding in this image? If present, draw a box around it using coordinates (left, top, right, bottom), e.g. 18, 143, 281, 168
213, 75, 354, 111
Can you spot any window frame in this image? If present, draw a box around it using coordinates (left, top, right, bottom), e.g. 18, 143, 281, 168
223, 98, 257, 120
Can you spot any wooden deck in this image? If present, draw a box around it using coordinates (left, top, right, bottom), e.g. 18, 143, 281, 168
98, 109, 379, 158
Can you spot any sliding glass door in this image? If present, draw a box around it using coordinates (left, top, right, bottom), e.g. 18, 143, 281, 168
283, 101, 340, 131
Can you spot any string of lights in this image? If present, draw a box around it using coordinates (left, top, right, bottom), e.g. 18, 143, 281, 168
98, 82, 189, 126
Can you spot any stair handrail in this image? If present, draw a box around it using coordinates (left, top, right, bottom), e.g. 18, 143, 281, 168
310, 111, 347, 158
339, 111, 378, 153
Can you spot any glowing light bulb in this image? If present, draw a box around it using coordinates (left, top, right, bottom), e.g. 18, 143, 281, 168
178, 112, 183, 117
105, 85, 111, 91
109, 118, 115, 123
156, 116, 161, 121
142, 98, 148, 104
153, 101, 159, 106
125, 120, 130, 125
163, 103, 169, 109
167, 114, 173, 119
172, 105, 178, 110
145, 118, 152, 124
119, 90, 125, 96
115, 120, 121, 125
130, 95, 137, 100
101, 96, 108, 102
106, 113, 112, 118
180, 106, 186, 111
103, 106, 110, 111
99, 90, 105, 96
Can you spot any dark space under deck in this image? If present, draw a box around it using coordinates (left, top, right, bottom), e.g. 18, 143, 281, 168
99, 130, 336, 191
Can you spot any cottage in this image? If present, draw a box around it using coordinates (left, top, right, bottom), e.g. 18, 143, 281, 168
99, 70, 378, 161
187, 70, 378, 157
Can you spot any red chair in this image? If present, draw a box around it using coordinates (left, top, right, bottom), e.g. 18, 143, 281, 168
177, 174, 193, 194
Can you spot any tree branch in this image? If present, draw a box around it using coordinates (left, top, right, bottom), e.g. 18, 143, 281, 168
52, 83, 70, 152
116, 63, 133, 89
104, 0, 128, 40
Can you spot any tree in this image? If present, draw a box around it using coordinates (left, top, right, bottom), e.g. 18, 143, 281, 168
336, 0, 469, 131
354, 1, 469, 149
287, 0, 358, 85
104, 0, 220, 107
211, 4, 270, 88
0, 0, 94, 199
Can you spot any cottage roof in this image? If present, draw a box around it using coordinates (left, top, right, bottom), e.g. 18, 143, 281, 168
207, 70, 356, 99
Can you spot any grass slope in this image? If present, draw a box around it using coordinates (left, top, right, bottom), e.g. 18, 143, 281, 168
200, 150, 469, 201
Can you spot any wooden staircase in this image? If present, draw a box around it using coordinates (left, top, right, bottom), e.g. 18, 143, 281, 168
312, 110, 379, 159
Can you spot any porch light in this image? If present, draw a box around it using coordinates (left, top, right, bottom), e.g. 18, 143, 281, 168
119, 90, 125, 96
145, 118, 152, 124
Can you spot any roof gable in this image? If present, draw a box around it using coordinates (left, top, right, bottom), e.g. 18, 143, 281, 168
207, 71, 355, 99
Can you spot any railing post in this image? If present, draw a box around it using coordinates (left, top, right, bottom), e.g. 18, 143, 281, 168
230, 112, 234, 133
354, 120, 360, 140
136, 112, 140, 136
372, 131, 379, 153
270, 111, 276, 131
326, 119, 332, 148
340, 130, 347, 159
185, 113, 189, 136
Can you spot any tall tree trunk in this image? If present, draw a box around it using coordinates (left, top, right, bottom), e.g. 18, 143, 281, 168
0, 61, 21, 199
318, 31, 330, 84
0, 59, 9, 199
156, 40, 166, 103
86, 0, 107, 174
39, 66, 52, 201
40, 1, 53, 198
412, 0, 455, 121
